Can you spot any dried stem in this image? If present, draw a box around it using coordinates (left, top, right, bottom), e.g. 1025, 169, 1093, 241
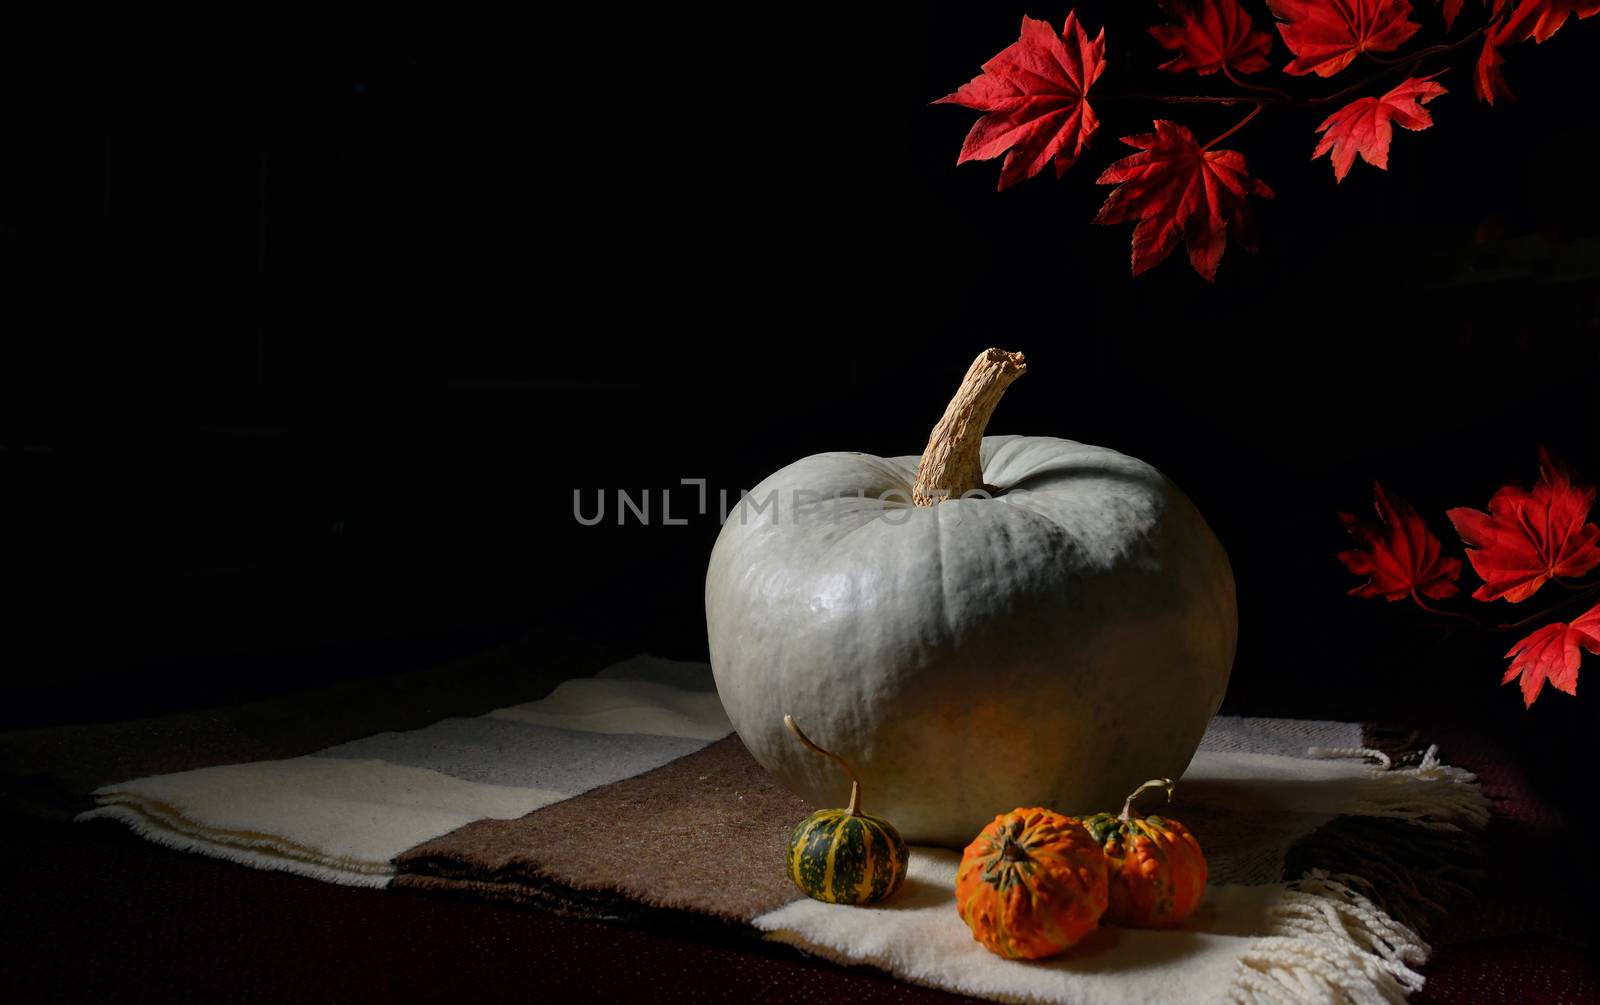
1407, 578, 1600, 633
912, 349, 1027, 506
784, 714, 863, 816
1494, 581, 1600, 632
1095, 22, 1491, 110
1410, 591, 1479, 623
1120, 778, 1175, 821
1223, 65, 1294, 104
1202, 103, 1263, 150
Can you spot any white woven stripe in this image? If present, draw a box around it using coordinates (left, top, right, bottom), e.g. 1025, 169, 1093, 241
80, 756, 566, 883
76, 662, 733, 885
486, 677, 732, 740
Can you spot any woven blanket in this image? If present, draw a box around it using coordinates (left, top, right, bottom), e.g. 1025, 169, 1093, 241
78, 657, 1489, 1005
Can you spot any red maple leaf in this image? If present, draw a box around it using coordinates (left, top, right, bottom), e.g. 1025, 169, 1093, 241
1447, 447, 1600, 603
1503, 603, 1600, 706
1438, 0, 1465, 28
1476, 0, 1600, 101
1313, 75, 1447, 181
1268, 0, 1422, 77
1092, 120, 1274, 281
1496, 0, 1600, 44
1338, 482, 1464, 601
1475, 29, 1516, 103
1150, 0, 1276, 75
933, 11, 1107, 191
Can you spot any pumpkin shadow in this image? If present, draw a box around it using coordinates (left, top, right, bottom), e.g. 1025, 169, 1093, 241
875, 873, 950, 911
1044, 923, 1211, 974
1171, 774, 1378, 817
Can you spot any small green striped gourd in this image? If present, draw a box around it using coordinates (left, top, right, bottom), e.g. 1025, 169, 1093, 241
782, 715, 908, 905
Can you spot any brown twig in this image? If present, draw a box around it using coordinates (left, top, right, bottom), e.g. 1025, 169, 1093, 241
1095, 91, 1278, 107
1494, 581, 1600, 632
1411, 591, 1479, 623
1223, 65, 1294, 104
1095, 22, 1492, 111
1407, 578, 1600, 633
1202, 102, 1263, 150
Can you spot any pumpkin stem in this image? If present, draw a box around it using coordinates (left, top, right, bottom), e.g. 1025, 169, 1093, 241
912, 348, 1027, 507
784, 714, 864, 816
1000, 833, 1030, 863
1119, 778, 1174, 822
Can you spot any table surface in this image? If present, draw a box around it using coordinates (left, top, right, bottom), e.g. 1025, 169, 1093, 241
2, 642, 1596, 1003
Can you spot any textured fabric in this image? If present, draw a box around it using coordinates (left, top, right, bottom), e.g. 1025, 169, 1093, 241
0, 630, 628, 820
393, 668, 1485, 1003
1197, 716, 1362, 758
7, 812, 990, 1003
755, 854, 1285, 1005
485, 677, 731, 740
318, 717, 709, 790
79, 758, 563, 887
77, 662, 732, 886
75, 658, 1491, 1003
592, 654, 723, 691
1170, 747, 1463, 886
393, 731, 1412, 913
394, 734, 813, 921
4, 722, 1585, 1004
745, 745, 1486, 1005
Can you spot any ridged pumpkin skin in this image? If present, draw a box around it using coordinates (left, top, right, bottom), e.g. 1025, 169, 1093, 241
1082, 812, 1206, 928
955, 808, 1108, 960
706, 435, 1237, 847
787, 808, 908, 905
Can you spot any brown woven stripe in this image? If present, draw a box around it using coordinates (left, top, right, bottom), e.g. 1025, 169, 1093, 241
393, 734, 812, 923
1280, 723, 1486, 934
1362, 722, 1425, 760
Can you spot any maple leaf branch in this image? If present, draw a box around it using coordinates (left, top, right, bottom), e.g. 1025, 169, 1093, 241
1097, 21, 1493, 110
1360, 30, 1485, 68
1410, 590, 1479, 623
1095, 92, 1267, 106
1202, 102, 1264, 150
1550, 577, 1596, 592
1494, 582, 1600, 632
1222, 65, 1294, 104
1402, 577, 1600, 633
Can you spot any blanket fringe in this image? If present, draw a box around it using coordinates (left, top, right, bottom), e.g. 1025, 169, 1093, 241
1229, 870, 1428, 1005
1308, 744, 1490, 831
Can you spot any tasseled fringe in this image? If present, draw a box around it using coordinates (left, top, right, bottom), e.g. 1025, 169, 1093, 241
1284, 814, 1483, 933
1306, 746, 1393, 770
1229, 870, 1428, 1005
1307, 744, 1491, 831
1294, 741, 1490, 934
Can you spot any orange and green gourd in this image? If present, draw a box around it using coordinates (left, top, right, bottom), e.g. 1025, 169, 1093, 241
782, 715, 908, 905
954, 807, 1109, 960
1082, 778, 1207, 928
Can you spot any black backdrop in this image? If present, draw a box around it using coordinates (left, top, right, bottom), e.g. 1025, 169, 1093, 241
5, 2, 1598, 819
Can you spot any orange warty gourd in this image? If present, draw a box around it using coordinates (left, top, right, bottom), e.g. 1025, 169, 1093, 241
1082, 778, 1207, 929
954, 807, 1109, 960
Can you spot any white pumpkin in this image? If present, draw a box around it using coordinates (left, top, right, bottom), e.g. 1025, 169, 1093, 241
704, 350, 1237, 847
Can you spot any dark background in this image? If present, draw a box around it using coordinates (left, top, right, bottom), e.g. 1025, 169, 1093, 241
4, 4, 1597, 805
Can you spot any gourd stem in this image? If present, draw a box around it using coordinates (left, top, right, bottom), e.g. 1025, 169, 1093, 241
784, 714, 863, 816
912, 348, 1027, 506
1120, 778, 1175, 821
